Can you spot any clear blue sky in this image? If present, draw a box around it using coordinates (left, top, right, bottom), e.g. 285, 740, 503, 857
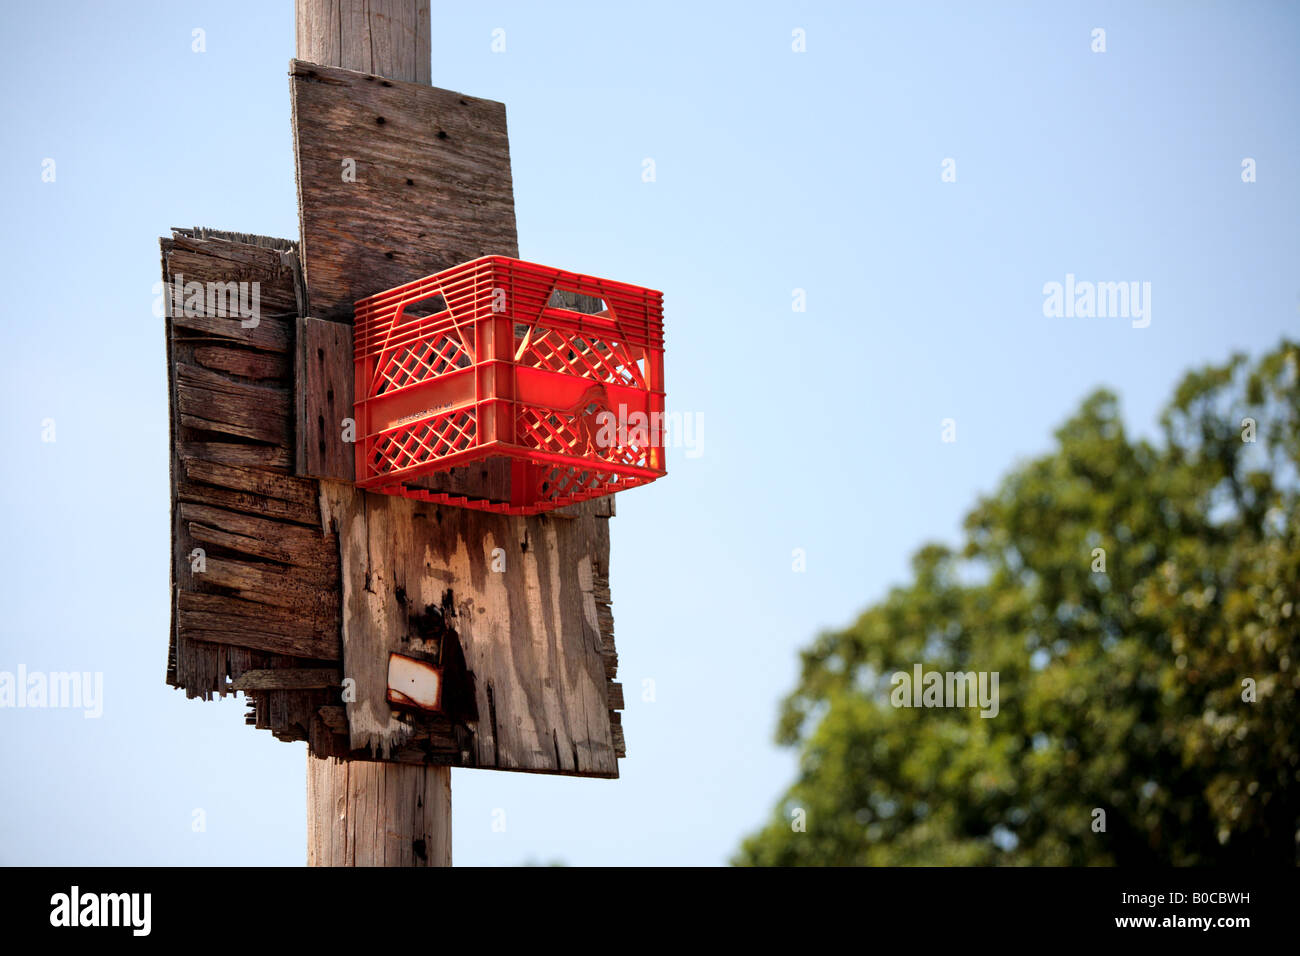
1, 0, 1296, 866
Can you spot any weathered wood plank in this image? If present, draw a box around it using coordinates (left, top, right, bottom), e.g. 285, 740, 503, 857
233, 668, 341, 690
179, 441, 293, 471
178, 592, 339, 661
179, 501, 336, 566
198, 556, 337, 612
320, 482, 619, 776
177, 589, 339, 634
165, 229, 304, 315
177, 479, 321, 528
179, 459, 322, 527
163, 231, 301, 353
170, 309, 293, 353
290, 60, 519, 322
183, 458, 318, 509
187, 521, 297, 564
176, 363, 290, 445
295, 316, 355, 481
193, 345, 289, 381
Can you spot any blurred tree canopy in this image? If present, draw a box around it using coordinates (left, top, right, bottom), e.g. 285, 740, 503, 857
737, 342, 1300, 866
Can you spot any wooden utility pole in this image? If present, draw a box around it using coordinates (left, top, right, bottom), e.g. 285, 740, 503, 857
307, 754, 450, 866
295, 0, 431, 85
295, 0, 450, 869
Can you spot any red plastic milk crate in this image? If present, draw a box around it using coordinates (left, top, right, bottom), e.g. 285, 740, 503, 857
353, 256, 666, 515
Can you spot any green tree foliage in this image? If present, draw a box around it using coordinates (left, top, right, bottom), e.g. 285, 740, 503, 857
736, 342, 1300, 866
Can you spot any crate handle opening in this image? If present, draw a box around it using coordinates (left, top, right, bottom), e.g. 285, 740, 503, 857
399, 294, 448, 319
547, 287, 607, 316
